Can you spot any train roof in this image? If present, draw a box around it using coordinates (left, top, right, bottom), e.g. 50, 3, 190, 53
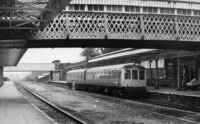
89, 49, 157, 63
67, 68, 87, 73
87, 63, 145, 72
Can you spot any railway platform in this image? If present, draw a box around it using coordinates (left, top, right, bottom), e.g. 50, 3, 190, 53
147, 86, 200, 111
0, 81, 56, 124
147, 86, 200, 97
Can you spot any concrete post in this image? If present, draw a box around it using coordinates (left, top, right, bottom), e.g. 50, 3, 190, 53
177, 58, 181, 90
155, 59, 159, 89
149, 60, 152, 83
72, 81, 75, 94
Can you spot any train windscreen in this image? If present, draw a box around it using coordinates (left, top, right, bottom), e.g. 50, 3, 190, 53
132, 70, 138, 80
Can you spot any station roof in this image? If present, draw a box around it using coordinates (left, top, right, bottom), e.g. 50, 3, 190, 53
0, 48, 26, 67
89, 48, 200, 65
89, 49, 158, 63
0, 0, 72, 29
0, 0, 49, 29
4, 63, 55, 72
0, 0, 72, 67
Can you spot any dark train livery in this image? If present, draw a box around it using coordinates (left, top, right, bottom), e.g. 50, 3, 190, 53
66, 63, 146, 96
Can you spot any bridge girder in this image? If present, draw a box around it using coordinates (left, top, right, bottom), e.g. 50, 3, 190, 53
39, 0, 72, 30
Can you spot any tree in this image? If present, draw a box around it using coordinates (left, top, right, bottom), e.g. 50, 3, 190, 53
99, 48, 124, 54
81, 48, 126, 61
81, 48, 100, 61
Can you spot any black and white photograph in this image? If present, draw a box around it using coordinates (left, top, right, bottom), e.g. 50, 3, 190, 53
1, 0, 200, 124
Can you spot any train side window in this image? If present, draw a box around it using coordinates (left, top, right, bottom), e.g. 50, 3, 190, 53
132, 70, 138, 80
124, 70, 131, 79
139, 70, 145, 80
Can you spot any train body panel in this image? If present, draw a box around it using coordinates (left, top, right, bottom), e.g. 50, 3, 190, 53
85, 65, 122, 87
67, 68, 86, 84
66, 63, 147, 96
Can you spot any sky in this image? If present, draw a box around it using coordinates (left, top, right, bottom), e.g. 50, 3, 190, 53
19, 48, 85, 63
5, 48, 85, 79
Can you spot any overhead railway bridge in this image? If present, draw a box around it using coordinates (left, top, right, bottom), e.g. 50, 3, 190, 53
1, 0, 200, 84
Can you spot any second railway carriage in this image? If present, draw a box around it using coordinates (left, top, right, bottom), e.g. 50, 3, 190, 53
66, 68, 87, 87
66, 63, 146, 96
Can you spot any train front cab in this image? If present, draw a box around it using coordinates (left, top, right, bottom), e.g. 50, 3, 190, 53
122, 66, 147, 97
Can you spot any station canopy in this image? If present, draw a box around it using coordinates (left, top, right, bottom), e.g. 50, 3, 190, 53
0, 0, 50, 30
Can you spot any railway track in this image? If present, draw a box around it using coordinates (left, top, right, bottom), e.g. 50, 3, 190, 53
137, 99, 200, 112
44, 82, 200, 123
47, 82, 200, 113
15, 83, 89, 124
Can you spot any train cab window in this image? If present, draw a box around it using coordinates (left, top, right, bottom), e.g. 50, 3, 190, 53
132, 70, 138, 80
124, 70, 131, 79
139, 70, 145, 80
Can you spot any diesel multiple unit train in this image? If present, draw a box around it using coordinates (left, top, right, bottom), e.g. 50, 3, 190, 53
66, 63, 146, 96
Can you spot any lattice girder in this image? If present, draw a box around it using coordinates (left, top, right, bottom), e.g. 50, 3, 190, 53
31, 12, 200, 42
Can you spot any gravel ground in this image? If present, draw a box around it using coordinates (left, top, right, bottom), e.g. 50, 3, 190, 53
21, 82, 198, 124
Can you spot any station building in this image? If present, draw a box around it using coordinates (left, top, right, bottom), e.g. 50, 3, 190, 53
87, 48, 200, 90
39, 48, 200, 91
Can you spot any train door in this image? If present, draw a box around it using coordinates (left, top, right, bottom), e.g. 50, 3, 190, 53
122, 69, 145, 87
138, 69, 146, 87
131, 69, 139, 87
122, 69, 132, 87
122, 69, 139, 87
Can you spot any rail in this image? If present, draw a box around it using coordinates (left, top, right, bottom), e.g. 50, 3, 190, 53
16, 83, 88, 124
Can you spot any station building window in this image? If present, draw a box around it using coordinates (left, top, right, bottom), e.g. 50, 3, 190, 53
107, 5, 122, 12
125, 6, 140, 12
88, 5, 104, 11
166, 59, 175, 79
160, 8, 175, 14
69, 4, 85, 11
143, 7, 158, 13
177, 9, 191, 15
194, 10, 200, 16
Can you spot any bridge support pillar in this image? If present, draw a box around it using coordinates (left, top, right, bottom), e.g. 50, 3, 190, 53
49, 71, 53, 81
149, 60, 152, 85
155, 59, 159, 89
177, 58, 181, 90
0, 67, 3, 86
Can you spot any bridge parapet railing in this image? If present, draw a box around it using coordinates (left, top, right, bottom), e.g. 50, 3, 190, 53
31, 11, 200, 41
